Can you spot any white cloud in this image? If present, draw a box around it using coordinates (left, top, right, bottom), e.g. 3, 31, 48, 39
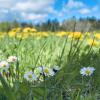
0, 0, 14, 9
0, 9, 9, 13
15, 0, 55, 22
79, 6, 99, 15
66, 0, 85, 9
21, 12, 47, 21
92, 6, 98, 11
0, 0, 55, 22
0, 0, 99, 22
79, 8, 91, 14
59, 0, 86, 17
60, 0, 99, 17
12, 0, 54, 12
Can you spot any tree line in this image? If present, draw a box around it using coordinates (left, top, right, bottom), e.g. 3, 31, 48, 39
0, 16, 100, 32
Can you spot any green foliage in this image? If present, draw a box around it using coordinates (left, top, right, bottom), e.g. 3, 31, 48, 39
0, 76, 16, 100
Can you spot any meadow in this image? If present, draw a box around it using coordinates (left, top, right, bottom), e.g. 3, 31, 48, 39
0, 27, 100, 100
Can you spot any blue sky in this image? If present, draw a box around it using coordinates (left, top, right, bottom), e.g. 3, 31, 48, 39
0, 0, 100, 23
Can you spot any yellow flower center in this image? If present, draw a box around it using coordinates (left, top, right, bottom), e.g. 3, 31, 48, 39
44, 68, 49, 74
85, 70, 91, 75
3, 64, 6, 67
28, 75, 32, 78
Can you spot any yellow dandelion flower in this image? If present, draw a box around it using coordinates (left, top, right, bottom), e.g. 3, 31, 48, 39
31, 28, 37, 32
8, 31, 16, 37
11, 28, 21, 32
94, 33, 100, 40
56, 31, 67, 37
23, 27, 32, 33
69, 32, 83, 39
87, 39, 99, 46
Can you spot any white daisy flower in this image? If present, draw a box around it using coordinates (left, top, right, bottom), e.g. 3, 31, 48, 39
53, 66, 61, 73
24, 71, 37, 81
0, 61, 9, 71
38, 66, 55, 76
7, 56, 18, 63
80, 67, 95, 76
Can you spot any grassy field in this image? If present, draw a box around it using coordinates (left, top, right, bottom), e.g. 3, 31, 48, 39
0, 28, 100, 100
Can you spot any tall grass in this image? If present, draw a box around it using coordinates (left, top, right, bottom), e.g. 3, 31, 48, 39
0, 34, 100, 100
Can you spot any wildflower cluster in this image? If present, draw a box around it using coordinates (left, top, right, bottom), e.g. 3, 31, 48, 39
0, 56, 17, 72
24, 66, 61, 82
0, 27, 100, 48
